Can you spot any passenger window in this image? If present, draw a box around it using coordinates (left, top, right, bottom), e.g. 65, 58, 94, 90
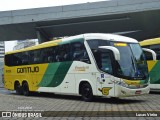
63, 44, 71, 61
14, 53, 23, 66
28, 51, 35, 64
5, 54, 13, 66
34, 50, 41, 63
21, 52, 28, 65
71, 42, 90, 64
56, 45, 66, 62
46, 47, 55, 63
5, 42, 91, 66
41, 48, 52, 63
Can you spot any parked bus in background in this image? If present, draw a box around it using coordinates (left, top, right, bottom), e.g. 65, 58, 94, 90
140, 37, 160, 91
4, 33, 150, 101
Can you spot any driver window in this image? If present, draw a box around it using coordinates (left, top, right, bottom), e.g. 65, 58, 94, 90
101, 51, 113, 74
93, 49, 113, 74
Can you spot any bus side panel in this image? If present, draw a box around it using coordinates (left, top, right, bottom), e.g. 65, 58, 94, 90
52, 61, 91, 94
4, 75, 15, 90
60, 74, 76, 94
4, 66, 17, 90
67, 61, 97, 95
37, 62, 73, 93
147, 60, 160, 84
4, 64, 48, 92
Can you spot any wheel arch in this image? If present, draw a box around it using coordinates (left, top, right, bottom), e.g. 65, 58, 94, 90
78, 79, 95, 95
22, 80, 28, 84
22, 80, 30, 90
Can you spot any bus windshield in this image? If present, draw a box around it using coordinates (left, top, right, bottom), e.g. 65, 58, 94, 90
110, 42, 148, 80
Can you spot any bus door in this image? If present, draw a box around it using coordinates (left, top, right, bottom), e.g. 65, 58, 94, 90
96, 73, 114, 96
95, 48, 115, 96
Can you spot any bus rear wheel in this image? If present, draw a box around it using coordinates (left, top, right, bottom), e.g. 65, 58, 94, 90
15, 82, 22, 95
81, 83, 93, 102
22, 82, 30, 96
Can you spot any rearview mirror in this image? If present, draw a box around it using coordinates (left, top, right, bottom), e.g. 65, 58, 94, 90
142, 48, 156, 61
98, 46, 120, 61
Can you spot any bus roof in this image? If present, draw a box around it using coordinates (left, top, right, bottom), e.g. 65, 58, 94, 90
140, 37, 160, 46
6, 33, 138, 55
84, 33, 138, 43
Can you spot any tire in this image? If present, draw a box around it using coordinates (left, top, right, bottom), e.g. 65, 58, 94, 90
15, 82, 22, 95
111, 97, 119, 101
22, 82, 30, 96
81, 83, 93, 102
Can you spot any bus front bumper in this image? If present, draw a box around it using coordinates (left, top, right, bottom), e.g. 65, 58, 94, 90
116, 85, 150, 97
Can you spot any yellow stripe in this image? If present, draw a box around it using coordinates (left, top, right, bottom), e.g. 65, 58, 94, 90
6, 39, 62, 55
123, 79, 140, 85
140, 37, 160, 46
147, 60, 158, 72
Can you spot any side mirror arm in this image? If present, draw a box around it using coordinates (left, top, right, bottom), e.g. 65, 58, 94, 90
142, 48, 156, 61
99, 46, 120, 61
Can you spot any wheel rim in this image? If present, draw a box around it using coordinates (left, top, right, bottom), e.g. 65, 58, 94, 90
23, 83, 29, 95
15, 83, 20, 93
16, 84, 20, 90
83, 87, 91, 98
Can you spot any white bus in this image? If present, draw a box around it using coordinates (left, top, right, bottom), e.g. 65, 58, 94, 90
4, 33, 150, 101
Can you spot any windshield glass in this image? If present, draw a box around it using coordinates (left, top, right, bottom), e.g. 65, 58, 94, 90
111, 42, 148, 79
87, 39, 149, 80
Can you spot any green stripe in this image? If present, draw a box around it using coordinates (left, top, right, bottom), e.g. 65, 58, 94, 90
59, 38, 84, 45
38, 61, 73, 87
149, 61, 160, 84
38, 38, 83, 87
140, 79, 148, 84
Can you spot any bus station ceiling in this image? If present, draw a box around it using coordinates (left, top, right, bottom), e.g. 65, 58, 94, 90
36, 10, 160, 41
0, 0, 160, 42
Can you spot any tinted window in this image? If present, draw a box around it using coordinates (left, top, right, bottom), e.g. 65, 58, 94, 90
87, 40, 109, 49
100, 49, 113, 74
71, 42, 90, 64
92, 49, 113, 74
142, 45, 160, 60
143, 51, 153, 60
5, 42, 91, 66
150, 45, 160, 60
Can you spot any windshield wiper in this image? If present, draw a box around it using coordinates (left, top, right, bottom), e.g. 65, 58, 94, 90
131, 56, 137, 75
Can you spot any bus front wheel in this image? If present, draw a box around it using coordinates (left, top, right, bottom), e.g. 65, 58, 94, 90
81, 83, 93, 102
22, 82, 30, 96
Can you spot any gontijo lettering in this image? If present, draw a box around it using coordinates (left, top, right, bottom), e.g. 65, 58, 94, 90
17, 66, 39, 73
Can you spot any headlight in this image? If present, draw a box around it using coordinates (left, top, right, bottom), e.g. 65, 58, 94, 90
114, 80, 129, 88
114, 80, 148, 89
